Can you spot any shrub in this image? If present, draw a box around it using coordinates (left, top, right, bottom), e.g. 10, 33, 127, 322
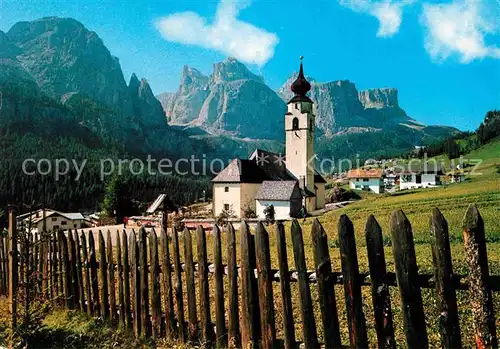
242, 205, 257, 219
216, 205, 235, 227
263, 205, 275, 225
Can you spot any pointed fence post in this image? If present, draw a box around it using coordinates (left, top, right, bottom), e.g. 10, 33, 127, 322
213, 225, 226, 348
107, 230, 116, 326
463, 205, 497, 348
291, 219, 318, 349
197, 226, 212, 344
59, 231, 72, 309
240, 221, 260, 349
390, 210, 428, 349
149, 229, 162, 339
255, 222, 276, 349
338, 215, 368, 348
122, 230, 132, 329
99, 231, 110, 319
227, 223, 240, 349
173, 227, 186, 341
160, 227, 175, 337
276, 221, 296, 349
129, 231, 141, 338
183, 227, 198, 340
430, 208, 462, 348
365, 215, 395, 349
139, 227, 150, 337
80, 232, 92, 316
74, 231, 85, 313
88, 231, 100, 316
311, 219, 341, 348
116, 230, 125, 328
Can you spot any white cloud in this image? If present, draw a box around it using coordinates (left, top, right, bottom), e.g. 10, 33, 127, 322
154, 0, 278, 66
421, 0, 500, 63
339, 0, 415, 37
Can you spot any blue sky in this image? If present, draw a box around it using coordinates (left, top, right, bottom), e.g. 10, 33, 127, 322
1, 0, 499, 131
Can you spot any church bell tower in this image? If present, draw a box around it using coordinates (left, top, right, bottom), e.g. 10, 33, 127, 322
285, 58, 315, 205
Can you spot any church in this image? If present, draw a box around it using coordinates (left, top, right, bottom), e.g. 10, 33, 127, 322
212, 60, 326, 220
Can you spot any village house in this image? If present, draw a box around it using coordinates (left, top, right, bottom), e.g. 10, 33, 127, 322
399, 168, 443, 190
212, 60, 326, 219
347, 168, 384, 194
17, 209, 87, 233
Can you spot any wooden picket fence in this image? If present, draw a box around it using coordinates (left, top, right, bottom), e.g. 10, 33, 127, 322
1, 204, 499, 348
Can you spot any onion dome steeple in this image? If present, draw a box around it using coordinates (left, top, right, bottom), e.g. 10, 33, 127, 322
289, 56, 313, 104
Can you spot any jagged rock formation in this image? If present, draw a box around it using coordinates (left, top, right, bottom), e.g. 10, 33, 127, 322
358, 88, 399, 109
160, 57, 286, 140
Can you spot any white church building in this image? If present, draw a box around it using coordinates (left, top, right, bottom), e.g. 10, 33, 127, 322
212, 60, 326, 220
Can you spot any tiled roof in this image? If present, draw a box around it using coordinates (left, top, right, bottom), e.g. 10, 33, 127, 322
347, 168, 383, 179
249, 149, 296, 180
212, 159, 270, 183
255, 181, 302, 201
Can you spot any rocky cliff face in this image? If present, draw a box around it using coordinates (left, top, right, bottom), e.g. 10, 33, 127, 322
278, 74, 414, 135
128, 74, 166, 128
7, 17, 135, 117
160, 57, 286, 140
359, 88, 399, 109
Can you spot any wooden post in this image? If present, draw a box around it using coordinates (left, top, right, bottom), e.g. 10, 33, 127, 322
149, 230, 161, 339
68, 231, 80, 311
88, 231, 100, 316
122, 230, 132, 329
59, 231, 72, 309
213, 225, 226, 348
0, 235, 5, 296
129, 231, 141, 338
139, 227, 150, 337
80, 232, 92, 316
276, 222, 296, 349
98, 231, 110, 319
116, 230, 125, 328
51, 234, 59, 303
365, 215, 395, 349
183, 227, 198, 340
41, 232, 49, 300
311, 219, 341, 348
463, 204, 497, 348
338, 215, 368, 348
240, 221, 260, 349
291, 219, 318, 348
74, 231, 85, 312
160, 227, 175, 337
8, 206, 18, 335
430, 208, 462, 348
197, 226, 212, 343
173, 227, 186, 341
227, 223, 240, 349
255, 222, 276, 349
390, 210, 428, 349
107, 230, 116, 325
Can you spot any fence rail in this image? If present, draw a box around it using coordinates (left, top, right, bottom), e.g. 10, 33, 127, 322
0, 204, 498, 348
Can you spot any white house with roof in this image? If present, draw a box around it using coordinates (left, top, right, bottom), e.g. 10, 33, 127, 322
347, 168, 384, 194
212, 60, 326, 219
17, 209, 87, 233
399, 166, 443, 190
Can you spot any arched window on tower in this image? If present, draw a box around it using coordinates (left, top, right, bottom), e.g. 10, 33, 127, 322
292, 117, 299, 130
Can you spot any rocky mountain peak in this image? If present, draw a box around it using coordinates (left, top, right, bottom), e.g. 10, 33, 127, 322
0, 30, 21, 58
359, 88, 399, 109
180, 65, 208, 94
212, 57, 263, 83
129, 73, 140, 90
6, 16, 133, 116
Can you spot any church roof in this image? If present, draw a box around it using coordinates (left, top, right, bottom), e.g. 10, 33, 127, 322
255, 181, 302, 201
212, 159, 269, 183
249, 149, 297, 181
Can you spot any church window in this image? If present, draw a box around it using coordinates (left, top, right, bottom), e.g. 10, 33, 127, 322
295, 103, 299, 109
224, 186, 229, 192
292, 117, 299, 130
224, 204, 230, 211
